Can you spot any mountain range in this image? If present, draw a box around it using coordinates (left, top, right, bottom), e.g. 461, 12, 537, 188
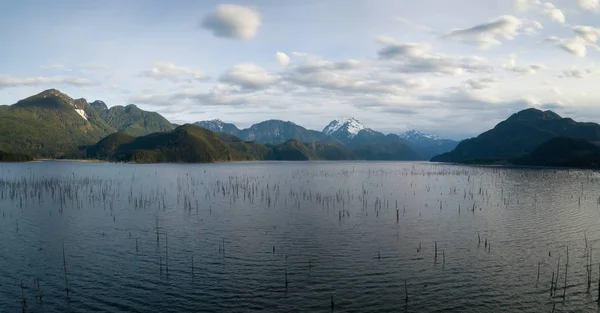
91, 101, 174, 136
195, 117, 458, 160
433, 108, 600, 168
0, 88, 458, 163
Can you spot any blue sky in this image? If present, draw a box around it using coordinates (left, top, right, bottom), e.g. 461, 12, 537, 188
1, 0, 599, 139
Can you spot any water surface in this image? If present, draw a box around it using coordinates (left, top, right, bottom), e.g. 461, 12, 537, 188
1, 161, 600, 312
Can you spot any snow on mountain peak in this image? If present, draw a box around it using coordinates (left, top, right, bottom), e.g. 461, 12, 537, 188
323, 118, 365, 138
400, 129, 443, 141
75, 108, 88, 121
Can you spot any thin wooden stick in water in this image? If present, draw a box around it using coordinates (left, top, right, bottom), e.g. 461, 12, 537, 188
555, 256, 560, 294
563, 263, 568, 299
536, 261, 540, 286
443, 250, 445, 268
62, 239, 69, 296
166, 231, 169, 274
404, 279, 409, 302
550, 271, 554, 296
21, 280, 26, 313
597, 263, 600, 303
331, 295, 334, 310
192, 256, 194, 276
434, 242, 437, 260
36, 278, 42, 302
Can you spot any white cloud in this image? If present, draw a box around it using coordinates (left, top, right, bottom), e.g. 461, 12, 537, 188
573, 26, 600, 44
503, 57, 545, 74
291, 52, 309, 57
377, 38, 431, 59
275, 52, 290, 66
515, 0, 541, 12
464, 77, 499, 89
395, 54, 492, 76
201, 4, 261, 40
543, 3, 565, 24
139, 62, 206, 82
578, 0, 599, 12
441, 15, 522, 48
220, 63, 279, 89
559, 67, 594, 78
0, 76, 95, 88
546, 36, 588, 57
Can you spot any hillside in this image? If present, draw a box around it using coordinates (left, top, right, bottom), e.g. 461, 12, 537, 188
266, 139, 356, 161
432, 108, 600, 163
87, 125, 358, 163
514, 137, 600, 168
195, 119, 341, 145
92, 102, 174, 136
194, 119, 241, 135
88, 124, 271, 163
0, 89, 116, 158
0, 150, 33, 162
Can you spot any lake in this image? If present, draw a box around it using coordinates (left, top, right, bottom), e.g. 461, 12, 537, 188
1, 161, 600, 312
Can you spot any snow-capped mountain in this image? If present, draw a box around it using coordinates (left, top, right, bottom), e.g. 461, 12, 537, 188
400, 129, 443, 141
399, 129, 459, 160
323, 118, 365, 141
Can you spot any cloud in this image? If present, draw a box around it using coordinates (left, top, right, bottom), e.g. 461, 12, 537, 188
573, 26, 600, 44
559, 67, 594, 78
396, 55, 492, 76
441, 15, 522, 48
578, 0, 599, 12
543, 3, 565, 24
503, 57, 544, 74
275, 52, 290, 66
464, 77, 499, 89
523, 20, 544, 36
545, 36, 588, 56
514, 0, 541, 12
291, 52, 309, 57
0, 76, 96, 88
201, 4, 261, 40
139, 62, 206, 82
220, 63, 279, 89
377, 39, 430, 59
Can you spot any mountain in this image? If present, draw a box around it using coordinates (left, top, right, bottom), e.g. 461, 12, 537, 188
91, 102, 174, 137
266, 139, 356, 161
90, 100, 109, 115
0, 89, 116, 158
432, 108, 600, 163
400, 130, 459, 160
87, 124, 354, 163
514, 137, 600, 168
194, 119, 241, 135
89, 124, 270, 163
323, 118, 365, 143
0, 150, 33, 162
240, 120, 336, 144
320, 118, 422, 159
351, 132, 422, 160
194, 119, 338, 145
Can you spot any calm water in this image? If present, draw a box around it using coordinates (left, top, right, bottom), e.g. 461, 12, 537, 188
1, 161, 600, 312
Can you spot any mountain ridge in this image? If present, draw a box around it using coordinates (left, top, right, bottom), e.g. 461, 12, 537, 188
432, 108, 600, 164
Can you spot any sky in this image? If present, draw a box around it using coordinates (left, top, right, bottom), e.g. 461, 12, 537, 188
1, 0, 600, 139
